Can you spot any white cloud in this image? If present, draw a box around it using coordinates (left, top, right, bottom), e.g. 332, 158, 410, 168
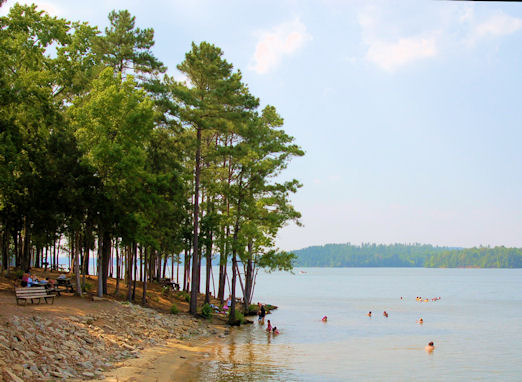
249, 18, 312, 75
365, 34, 438, 72
357, 6, 522, 73
467, 11, 522, 45
0, 0, 64, 17
357, 6, 440, 72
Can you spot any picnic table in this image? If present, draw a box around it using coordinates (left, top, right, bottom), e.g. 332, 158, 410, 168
56, 278, 74, 293
159, 278, 180, 291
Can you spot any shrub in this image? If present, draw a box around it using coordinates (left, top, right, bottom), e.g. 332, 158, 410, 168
201, 303, 212, 319
82, 281, 93, 293
15, 269, 24, 279
170, 304, 179, 314
161, 286, 170, 297
176, 291, 190, 302
229, 309, 246, 324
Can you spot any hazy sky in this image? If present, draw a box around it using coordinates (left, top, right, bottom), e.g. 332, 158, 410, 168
3, 0, 522, 250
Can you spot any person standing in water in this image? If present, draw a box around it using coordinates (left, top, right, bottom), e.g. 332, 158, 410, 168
266, 320, 272, 332
425, 341, 435, 352
258, 303, 266, 324
368, 311, 372, 317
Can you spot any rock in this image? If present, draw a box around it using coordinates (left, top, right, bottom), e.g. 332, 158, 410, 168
4, 368, 24, 382
82, 371, 95, 378
50, 371, 64, 378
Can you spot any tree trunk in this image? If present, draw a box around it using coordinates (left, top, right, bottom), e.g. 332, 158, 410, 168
142, 246, 148, 305
162, 254, 168, 279
229, 250, 238, 325
74, 232, 82, 296
243, 240, 254, 314
183, 248, 190, 292
1, 226, 8, 270
115, 239, 120, 295
127, 245, 133, 302
102, 231, 111, 294
22, 218, 31, 271
204, 234, 213, 304
97, 235, 103, 297
190, 126, 202, 315
132, 244, 137, 300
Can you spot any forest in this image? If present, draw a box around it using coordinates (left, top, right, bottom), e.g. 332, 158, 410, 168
293, 243, 522, 268
0, 3, 303, 322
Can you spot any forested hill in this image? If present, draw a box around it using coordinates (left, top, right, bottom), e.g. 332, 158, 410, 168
292, 243, 522, 268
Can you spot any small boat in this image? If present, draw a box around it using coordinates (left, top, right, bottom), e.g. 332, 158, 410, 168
299, 270, 307, 274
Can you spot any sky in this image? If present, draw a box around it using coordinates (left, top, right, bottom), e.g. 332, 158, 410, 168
2, 0, 522, 250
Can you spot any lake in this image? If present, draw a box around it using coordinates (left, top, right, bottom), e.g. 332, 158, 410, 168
196, 268, 522, 381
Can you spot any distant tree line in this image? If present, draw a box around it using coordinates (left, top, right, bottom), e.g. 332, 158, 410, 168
293, 243, 522, 268
0, 3, 303, 322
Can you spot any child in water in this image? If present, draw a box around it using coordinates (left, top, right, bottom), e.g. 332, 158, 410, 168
266, 320, 272, 332
272, 326, 279, 334
322, 316, 327, 322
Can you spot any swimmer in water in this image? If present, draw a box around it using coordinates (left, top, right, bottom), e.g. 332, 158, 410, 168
425, 341, 435, 352
368, 311, 372, 317
272, 326, 279, 334
322, 316, 328, 322
417, 318, 424, 324
383, 311, 388, 318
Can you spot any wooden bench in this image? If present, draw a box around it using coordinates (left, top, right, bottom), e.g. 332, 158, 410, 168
15, 287, 55, 305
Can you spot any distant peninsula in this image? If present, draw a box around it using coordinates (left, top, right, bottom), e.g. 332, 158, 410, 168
292, 243, 522, 268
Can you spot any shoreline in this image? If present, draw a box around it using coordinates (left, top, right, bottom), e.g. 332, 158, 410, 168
95, 338, 214, 382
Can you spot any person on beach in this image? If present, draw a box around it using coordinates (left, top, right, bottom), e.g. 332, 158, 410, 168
425, 341, 435, 352
21, 273, 29, 287
224, 295, 231, 311
266, 320, 272, 332
258, 303, 266, 324
322, 316, 327, 322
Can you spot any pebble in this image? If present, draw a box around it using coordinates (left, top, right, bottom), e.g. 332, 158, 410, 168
1, 301, 211, 381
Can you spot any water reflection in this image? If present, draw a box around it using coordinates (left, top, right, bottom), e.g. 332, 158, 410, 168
198, 323, 297, 381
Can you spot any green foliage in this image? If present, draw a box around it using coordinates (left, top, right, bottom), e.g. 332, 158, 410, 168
229, 309, 246, 324
293, 243, 522, 268
169, 303, 179, 314
0, 5, 305, 309
82, 281, 93, 292
161, 286, 170, 297
201, 303, 212, 319
176, 291, 190, 302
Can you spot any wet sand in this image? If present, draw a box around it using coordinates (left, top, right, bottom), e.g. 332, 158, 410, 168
99, 339, 214, 382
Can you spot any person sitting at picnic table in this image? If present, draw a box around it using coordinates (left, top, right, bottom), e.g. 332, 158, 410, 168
21, 273, 29, 287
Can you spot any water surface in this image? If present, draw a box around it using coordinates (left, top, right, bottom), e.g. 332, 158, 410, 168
197, 268, 522, 381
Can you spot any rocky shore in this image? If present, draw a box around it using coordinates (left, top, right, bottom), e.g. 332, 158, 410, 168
0, 301, 216, 381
